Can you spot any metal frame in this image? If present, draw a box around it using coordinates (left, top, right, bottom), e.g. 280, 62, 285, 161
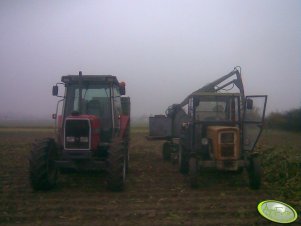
242, 95, 268, 152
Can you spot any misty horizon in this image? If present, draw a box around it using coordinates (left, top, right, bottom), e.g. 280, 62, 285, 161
1, 0, 300, 120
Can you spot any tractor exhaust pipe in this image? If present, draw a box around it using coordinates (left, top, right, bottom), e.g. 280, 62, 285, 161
78, 71, 83, 114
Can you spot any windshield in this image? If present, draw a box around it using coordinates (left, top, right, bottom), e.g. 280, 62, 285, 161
64, 83, 111, 120
195, 95, 239, 122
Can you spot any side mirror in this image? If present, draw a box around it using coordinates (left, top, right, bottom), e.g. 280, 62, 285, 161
52, 85, 58, 96
119, 82, 126, 95
246, 99, 253, 110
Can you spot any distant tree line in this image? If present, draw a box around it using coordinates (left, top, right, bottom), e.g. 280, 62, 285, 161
265, 107, 301, 131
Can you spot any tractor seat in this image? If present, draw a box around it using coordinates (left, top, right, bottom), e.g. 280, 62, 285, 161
86, 100, 101, 116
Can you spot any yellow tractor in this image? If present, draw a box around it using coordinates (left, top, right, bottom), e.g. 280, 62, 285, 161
149, 67, 267, 189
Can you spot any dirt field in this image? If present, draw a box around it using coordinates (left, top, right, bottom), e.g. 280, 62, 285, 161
0, 127, 300, 225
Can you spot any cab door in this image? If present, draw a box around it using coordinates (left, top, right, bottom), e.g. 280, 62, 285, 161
243, 95, 267, 151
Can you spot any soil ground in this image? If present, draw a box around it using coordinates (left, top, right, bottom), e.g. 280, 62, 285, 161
0, 127, 300, 225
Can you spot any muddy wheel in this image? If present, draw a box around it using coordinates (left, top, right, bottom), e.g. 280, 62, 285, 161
235, 167, 244, 175
248, 157, 261, 190
189, 156, 199, 188
29, 138, 58, 191
162, 142, 171, 161
179, 145, 189, 174
107, 139, 126, 191
124, 127, 130, 174
125, 144, 129, 174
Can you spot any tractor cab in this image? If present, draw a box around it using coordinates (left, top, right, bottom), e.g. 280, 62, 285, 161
182, 93, 242, 162
183, 92, 267, 167
188, 92, 241, 124
54, 74, 124, 143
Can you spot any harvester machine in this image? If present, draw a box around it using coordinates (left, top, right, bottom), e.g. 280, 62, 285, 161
149, 67, 267, 189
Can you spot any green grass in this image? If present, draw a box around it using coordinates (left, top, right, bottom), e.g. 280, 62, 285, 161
131, 126, 148, 133
259, 129, 301, 207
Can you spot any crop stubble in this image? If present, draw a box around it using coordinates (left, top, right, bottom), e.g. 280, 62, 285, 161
0, 128, 299, 225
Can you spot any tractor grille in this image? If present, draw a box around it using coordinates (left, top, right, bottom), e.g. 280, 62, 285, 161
220, 132, 234, 143
221, 145, 235, 157
220, 132, 235, 158
65, 119, 90, 150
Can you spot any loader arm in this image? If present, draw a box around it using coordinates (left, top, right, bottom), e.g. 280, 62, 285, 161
181, 67, 244, 106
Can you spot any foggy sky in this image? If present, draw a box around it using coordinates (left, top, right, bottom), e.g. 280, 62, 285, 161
0, 0, 300, 119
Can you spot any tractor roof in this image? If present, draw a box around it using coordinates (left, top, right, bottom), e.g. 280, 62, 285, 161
180, 92, 241, 106
191, 92, 241, 97
61, 75, 120, 85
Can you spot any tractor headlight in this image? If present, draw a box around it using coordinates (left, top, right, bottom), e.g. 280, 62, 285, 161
201, 138, 208, 145
80, 137, 89, 142
66, 136, 75, 142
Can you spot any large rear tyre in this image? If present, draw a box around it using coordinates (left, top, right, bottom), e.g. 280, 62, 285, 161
124, 127, 130, 174
189, 156, 199, 188
29, 138, 58, 191
107, 139, 126, 192
125, 146, 129, 174
248, 157, 261, 190
162, 142, 171, 161
178, 145, 189, 174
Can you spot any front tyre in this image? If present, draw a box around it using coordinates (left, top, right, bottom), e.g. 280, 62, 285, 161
29, 138, 58, 191
179, 145, 189, 174
248, 157, 261, 190
107, 139, 126, 192
189, 156, 199, 188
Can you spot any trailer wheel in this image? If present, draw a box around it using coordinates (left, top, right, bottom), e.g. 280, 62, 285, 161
189, 156, 199, 188
29, 138, 58, 191
248, 157, 261, 190
107, 139, 126, 191
179, 145, 189, 174
162, 142, 171, 161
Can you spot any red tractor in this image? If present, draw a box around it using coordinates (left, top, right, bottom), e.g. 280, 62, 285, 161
29, 72, 130, 191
